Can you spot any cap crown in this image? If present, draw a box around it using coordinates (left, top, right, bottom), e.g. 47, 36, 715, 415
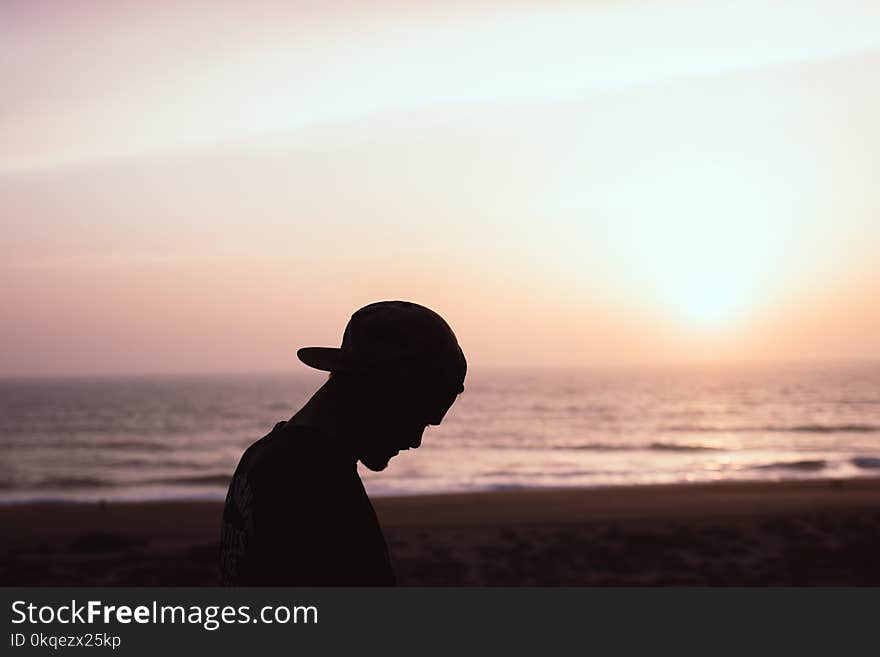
340, 301, 466, 390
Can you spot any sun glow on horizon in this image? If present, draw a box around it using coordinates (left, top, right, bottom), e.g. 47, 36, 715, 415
595, 161, 781, 332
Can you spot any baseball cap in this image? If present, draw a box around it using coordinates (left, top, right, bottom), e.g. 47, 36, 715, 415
297, 301, 466, 392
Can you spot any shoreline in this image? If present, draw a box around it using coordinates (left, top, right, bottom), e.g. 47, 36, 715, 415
4, 471, 880, 507
3, 477, 880, 585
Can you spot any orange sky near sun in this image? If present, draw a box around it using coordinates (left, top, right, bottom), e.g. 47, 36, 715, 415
2, 1, 879, 375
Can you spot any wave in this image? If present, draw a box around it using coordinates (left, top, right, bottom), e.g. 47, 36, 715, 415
102, 458, 213, 470
664, 424, 878, 434
852, 457, 880, 470
527, 404, 612, 413
26, 476, 120, 489
482, 470, 597, 479
2, 440, 173, 451
144, 474, 232, 487
753, 459, 827, 472
475, 441, 725, 452
7, 472, 234, 491
646, 442, 723, 452
487, 483, 532, 491
787, 424, 877, 433
561, 441, 722, 452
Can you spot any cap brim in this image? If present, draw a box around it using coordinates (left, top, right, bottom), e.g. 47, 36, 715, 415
297, 347, 345, 372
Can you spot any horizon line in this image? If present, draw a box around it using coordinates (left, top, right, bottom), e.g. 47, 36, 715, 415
2, 356, 879, 380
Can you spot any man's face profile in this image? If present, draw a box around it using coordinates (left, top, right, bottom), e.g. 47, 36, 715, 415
359, 384, 459, 472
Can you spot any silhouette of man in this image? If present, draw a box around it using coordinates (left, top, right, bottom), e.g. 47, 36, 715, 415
220, 301, 466, 585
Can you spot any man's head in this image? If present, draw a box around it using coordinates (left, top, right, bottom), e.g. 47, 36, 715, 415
297, 301, 466, 471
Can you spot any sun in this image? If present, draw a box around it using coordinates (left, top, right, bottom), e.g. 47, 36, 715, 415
669, 268, 756, 328
604, 162, 775, 332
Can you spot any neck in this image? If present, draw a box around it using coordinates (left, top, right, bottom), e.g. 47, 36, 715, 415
288, 379, 361, 462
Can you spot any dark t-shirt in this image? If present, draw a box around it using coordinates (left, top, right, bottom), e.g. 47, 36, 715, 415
219, 421, 395, 586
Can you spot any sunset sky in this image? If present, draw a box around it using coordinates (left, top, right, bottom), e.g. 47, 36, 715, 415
2, 0, 879, 375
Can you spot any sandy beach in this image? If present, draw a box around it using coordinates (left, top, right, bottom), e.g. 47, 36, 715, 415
3, 478, 880, 585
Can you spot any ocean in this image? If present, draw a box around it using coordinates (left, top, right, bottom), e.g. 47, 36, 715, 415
1, 363, 878, 503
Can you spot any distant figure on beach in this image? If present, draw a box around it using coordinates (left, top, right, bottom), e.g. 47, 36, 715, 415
219, 301, 466, 585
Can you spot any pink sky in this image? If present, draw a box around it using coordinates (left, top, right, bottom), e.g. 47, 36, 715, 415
2, 1, 879, 375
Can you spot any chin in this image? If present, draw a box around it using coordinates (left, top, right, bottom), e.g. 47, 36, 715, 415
361, 455, 392, 472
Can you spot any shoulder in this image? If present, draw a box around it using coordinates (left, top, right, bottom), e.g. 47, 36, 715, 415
236, 421, 352, 492
237, 421, 308, 465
